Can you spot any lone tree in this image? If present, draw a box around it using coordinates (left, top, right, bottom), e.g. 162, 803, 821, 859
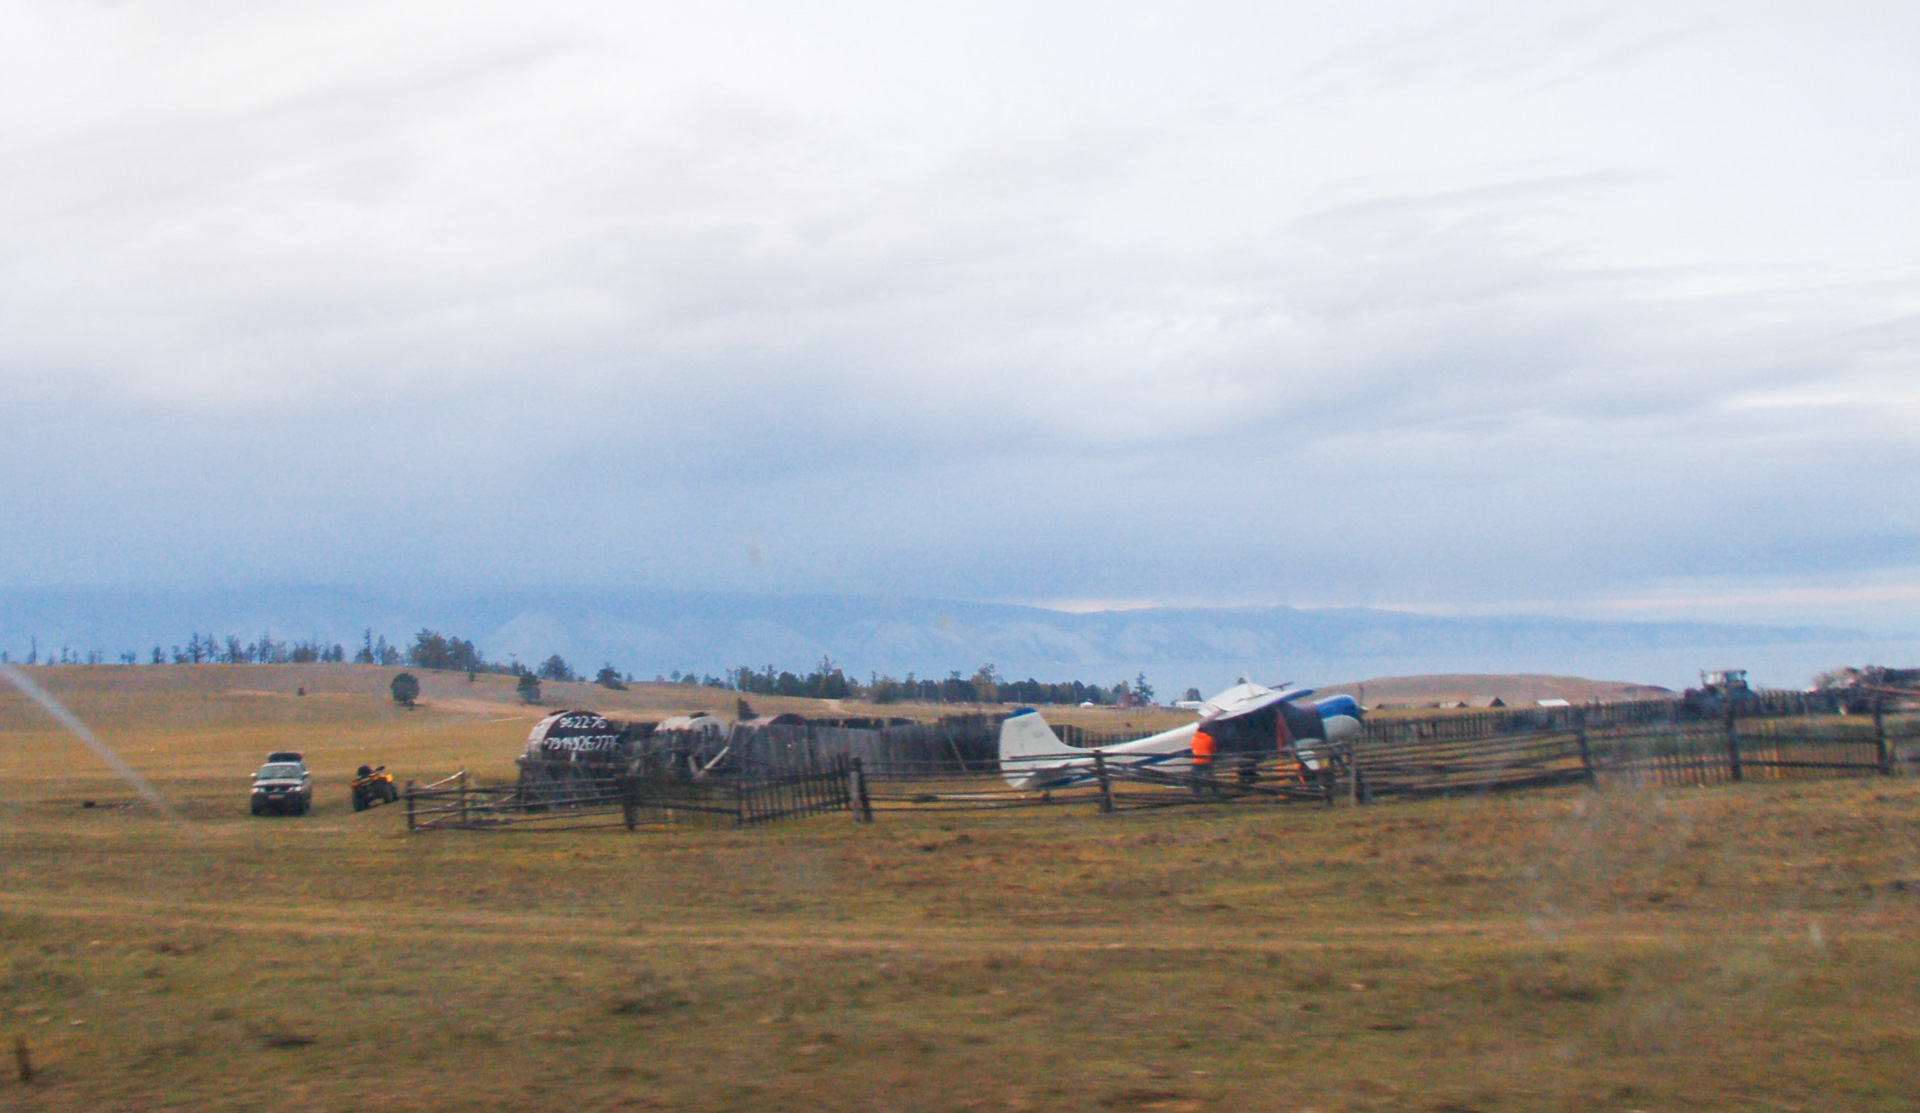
390, 672, 420, 709
594, 664, 628, 691
516, 672, 542, 705
537, 654, 576, 683
970, 663, 1002, 704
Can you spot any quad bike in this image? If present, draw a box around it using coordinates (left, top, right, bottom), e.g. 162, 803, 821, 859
350, 765, 400, 811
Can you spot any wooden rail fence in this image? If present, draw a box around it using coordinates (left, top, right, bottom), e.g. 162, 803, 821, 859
402, 702, 1915, 831
405, 759, 854, 832
1355, 708, 1908, 799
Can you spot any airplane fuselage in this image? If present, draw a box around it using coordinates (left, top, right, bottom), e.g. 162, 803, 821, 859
997, 682, 1362, 790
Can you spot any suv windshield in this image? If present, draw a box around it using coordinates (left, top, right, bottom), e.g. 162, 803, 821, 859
255, 764, 305, 781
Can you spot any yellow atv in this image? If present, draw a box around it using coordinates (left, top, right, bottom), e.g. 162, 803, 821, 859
350, 765, 399, 812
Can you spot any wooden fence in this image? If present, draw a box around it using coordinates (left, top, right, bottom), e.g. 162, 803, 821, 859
1353, 730, 1591, 798
404, 702, 1916, 831
725, 719, 1001, 777
1352, 709, 1908, 799
1590, 718, 1890, 790
733, 759, 855, 825
1358, 690, 1849, 746
405, 759, 853, 832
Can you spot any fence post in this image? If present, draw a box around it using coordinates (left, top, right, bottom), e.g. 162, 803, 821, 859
1724, 702, 1743, 783
850, 757, 874, 823
622, 774, 637, 831
1575, 706, 1596, 788
405, 781, 416, 833
1875, 697, 1892, 775
459, 771, 471, 827
1093, 751, 1115, 814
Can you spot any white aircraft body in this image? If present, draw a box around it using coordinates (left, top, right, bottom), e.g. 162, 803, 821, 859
997, 681, 1363, 791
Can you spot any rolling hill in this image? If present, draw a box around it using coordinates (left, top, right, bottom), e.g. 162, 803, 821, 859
3, 585, 1912, 693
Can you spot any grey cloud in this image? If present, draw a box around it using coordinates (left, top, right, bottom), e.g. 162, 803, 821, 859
3, 2, 1919, 634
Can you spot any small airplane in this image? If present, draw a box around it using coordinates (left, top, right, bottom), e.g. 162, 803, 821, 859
998, 681, 1363, 791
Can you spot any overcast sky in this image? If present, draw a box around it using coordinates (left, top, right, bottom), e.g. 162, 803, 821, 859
3, 0, 1916, 630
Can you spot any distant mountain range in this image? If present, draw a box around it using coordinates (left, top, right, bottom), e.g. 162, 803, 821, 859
2, 585, 1912, 692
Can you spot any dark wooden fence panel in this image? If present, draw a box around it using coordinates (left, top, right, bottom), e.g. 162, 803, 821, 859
406, 759, 853, 832
733, 759, 853, 825
723, 718, 1002, 778
1350, 715, 1890, 798
1353, 731, 1591, 798
1586, 723, 1735, 789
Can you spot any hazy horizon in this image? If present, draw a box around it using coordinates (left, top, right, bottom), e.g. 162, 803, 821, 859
5, 582, 1912, 695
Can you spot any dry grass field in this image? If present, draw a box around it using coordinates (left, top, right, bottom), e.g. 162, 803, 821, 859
3, 665, 1918, 1111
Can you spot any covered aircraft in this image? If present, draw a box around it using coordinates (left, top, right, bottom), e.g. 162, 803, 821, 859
997, 681, 1362, 791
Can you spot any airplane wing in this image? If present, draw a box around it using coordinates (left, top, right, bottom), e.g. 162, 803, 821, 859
1196, 681, 1312, 723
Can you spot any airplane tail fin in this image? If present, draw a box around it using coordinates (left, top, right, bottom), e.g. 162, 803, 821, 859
998, 708, 1079, 762
998, 708, 1085, 788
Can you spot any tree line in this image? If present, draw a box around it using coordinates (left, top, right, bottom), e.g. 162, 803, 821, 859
4, 628, 647, 699
717, 660, 1155, 706
4, 631, 1161, 706
2, 633, 352, 667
